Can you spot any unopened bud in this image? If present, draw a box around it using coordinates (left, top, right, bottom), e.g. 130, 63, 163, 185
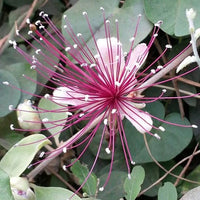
17, 100, 41, 133
10, 177, 36, 200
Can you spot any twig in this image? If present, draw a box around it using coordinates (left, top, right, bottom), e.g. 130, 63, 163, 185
174, 143, 199, 186
137, 39, 200, 94
138, 134, 200, 196
27, 114, 103, 180
46, 166, 83, 198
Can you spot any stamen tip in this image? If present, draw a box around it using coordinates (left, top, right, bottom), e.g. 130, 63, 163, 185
105, 147, 111, 154
128, 173, 131, 179
131, 161, 136, 165
10, 124, 15, 130
154, 133, 161, 140
192, 124, 198, 128
9, 105, 14, 111
166, 44, 172, 49
99, 187, 104, 192
63, 147, 67, 153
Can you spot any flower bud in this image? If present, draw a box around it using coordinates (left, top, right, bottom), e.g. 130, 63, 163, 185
10, 177, 36, 200
17, 100, 41, 133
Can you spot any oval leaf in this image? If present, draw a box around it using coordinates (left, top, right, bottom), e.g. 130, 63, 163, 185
0, 168, 14, 200
62, 0, 152, 54
0, 69, 21, 117
144, 0, 200, 36
125, 112, 193, 163
38, 98, 68, 144
158, 182, 177, 200
0, 134, 51, 177
124, 165, 145, 200
70, 160, 97, 197
34, 185, 81, 200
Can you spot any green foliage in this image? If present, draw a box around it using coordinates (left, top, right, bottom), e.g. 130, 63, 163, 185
34, 185, 81, 200
0, 134, 50, 177
71, 160, 97, 197
0, 168, 14, 200
124, 166, 145, 200
158, 182, 177, 200
62, 0, 152, 54
144, 0, 200, 36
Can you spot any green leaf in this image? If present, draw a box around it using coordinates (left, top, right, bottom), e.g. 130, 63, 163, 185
34, 185, 81, 200
180, 186, 200, 200
38, 98, 68, 144
70, 160, 97, 197
62, 0, 152, 54
179, 164, 200, 194
0, 168, 14, 200
158, 182, 177, 200
6, 63, 37, 101
124, 165, 145, 200
144, 0, 200, 36
0, 69, 21, 117
125, 112, 193, 163
98, 171, 127, 200
4, 0, 33, 7
0, 134, 51, 177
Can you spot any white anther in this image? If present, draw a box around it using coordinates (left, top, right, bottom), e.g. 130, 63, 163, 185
154, 133, 161, 140
100, 7, 104, 11
90, 64, 96, 68
35, 20, 41, 26
26, 100, 32, 106
84, 94, 89, 101
3, 81, 9, 85
151, 69, 156, 74
153, 33, 158, 37
10, 124, 15, 130
63, 25, 67, 29
39, 25, 45, 29
162, 89, 167, 93
43, 14, 48, 18
63, 15, 67, 19
26, 18, 30, 24
128, 173, 131, 179
79, 113, 84, 118
35, 49, 41, 54
16, 30, 19, 36
66, 112, 73, 116
27, 164, 32, 169
129, 37, 135, 42
18, 117, 23, 122
99, 187, 104, 192
40, 37, 43, 41
124, 52, 128, 56
115, 81, 121, 86
39, 11, 44, 16
115, 19, 118, 23
30, 65, 36, 70
39, 151, 45, 158
9, 105, 13, 111
111, 109, 117, 114
106, 20, 110, 23
94, 54, 100, 59
42, 118, 49, 122
63, 147, 67, 153
131, 161, 136, 165
80, 63, 87, 67
105, 147, 111, 154
77, 33, 82, 37
65, 47, 71, 52
192, 124, 198, 128
104, 118, 108, 125
62, 165, 67, 171
44, 94, 50, 99
14, 143, 19, 147
159, 126, 165, 132
82, 11, 87, 15
28, 30, 33, 35
157, 65, 163, 69
166, 44, 172, 49
73, 44, 78, 48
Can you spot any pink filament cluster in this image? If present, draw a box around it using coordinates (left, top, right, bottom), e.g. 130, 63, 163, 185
6, 7, 199, 199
